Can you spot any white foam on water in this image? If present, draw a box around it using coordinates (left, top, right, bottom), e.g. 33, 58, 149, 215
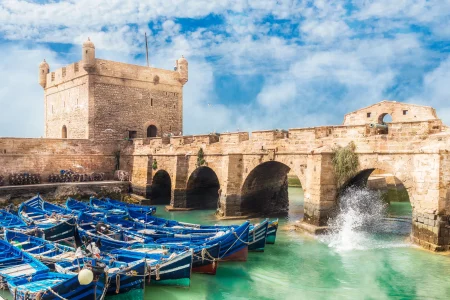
320, 187, 412, 252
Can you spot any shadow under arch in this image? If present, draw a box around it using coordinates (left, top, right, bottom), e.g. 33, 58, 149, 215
241, 161, 293, 216
186, 166, 220, 209
151, 169, 171, 205
340, 168, 411, 206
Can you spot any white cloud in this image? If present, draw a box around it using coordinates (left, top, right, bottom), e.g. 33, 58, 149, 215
408, 57, 450, 124
257, 80, 297, 109
1, 0, 450, 137
0, 44, 66, 137
301, 20, 351, 44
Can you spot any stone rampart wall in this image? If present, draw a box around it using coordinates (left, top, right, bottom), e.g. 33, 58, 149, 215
45, 75, 89, 139
0, 138, 118, 182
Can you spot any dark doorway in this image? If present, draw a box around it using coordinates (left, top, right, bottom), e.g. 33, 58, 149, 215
186, 167, 220, 209
62, 126, 67, 138
147, 125, 157, 137
151, 170, 171, 205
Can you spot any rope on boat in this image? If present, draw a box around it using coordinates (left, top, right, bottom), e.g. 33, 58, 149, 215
115, 274, 120, 294
155, 264, 161, 281
200, 247, 217, 269
220, 223, 250, 259
253, 226, 256, 242
47, 288, 69, 300
197, 247, 216, 263
98, 272, 110, 300
0, 275, 7, 290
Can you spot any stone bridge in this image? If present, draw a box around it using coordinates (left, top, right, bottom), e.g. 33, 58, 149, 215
123, 101, 450, 251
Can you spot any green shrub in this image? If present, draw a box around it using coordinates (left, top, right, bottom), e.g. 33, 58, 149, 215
332, 141, 359, 189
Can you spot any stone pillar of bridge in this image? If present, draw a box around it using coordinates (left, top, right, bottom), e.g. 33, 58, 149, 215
302, 153, 337, 228
410, 152, 450, 251
130, 155, 152, 196
170, 154, 190, 208
217, 154, 244, 216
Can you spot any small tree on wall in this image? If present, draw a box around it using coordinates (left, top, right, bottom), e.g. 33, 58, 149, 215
152, 159, 158, 170
196, 148, 206, 167
332, 141, 359, 189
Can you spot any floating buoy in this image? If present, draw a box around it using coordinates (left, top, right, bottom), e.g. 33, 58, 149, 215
78, 269, 94, 285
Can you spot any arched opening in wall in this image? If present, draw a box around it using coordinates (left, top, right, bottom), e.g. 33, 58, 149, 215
379, 113, 393, 124
186, 167, 220, 209
147, 125, 157, 138
376, 113, 392, 134
62, 126, 67, 139
335, 168, 412, 240
241, 161, 303, 217
150, 170, 171, 205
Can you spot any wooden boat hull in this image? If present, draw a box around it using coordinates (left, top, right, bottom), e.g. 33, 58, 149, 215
43, 217, 76, 242
219, 246, 248, 262
0, 240, 104, 300
106, 264, 146, 295
106, 198, 157, 215
149, 250, 192, 287
5, 230, 75, 269
6, 272, 105, 300
0, 209, 27, 229
55, 258, 146, 296
191, 243, 220, 275
248, 219, 269, 252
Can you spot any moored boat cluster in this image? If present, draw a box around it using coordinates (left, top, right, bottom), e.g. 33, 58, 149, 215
0, 194, 278, 299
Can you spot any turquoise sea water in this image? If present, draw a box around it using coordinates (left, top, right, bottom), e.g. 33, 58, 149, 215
144, 187, 450, 300
1, 188, 449, 300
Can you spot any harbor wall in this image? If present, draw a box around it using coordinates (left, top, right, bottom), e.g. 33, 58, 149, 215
0, 138, 119, 183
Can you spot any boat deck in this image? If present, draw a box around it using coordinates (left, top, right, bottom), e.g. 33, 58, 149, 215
16, 278, 64, 293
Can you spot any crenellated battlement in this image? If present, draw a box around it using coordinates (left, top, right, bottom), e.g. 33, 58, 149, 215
41, 38, 186, 141
43, 59, 183, 90
127, 117, 448, 158
45, 61, 87, 89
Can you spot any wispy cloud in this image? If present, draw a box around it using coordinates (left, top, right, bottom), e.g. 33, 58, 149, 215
0, 0, 449, 137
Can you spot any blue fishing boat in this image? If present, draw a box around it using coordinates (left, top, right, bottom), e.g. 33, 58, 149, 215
126, 242, 220, 275
127, 208, 271, 251
76, 213, 154, 252
18, 197, 77, 243
56, 256, 147, 296
105, 197, 157, 215
156, 221, 251, 262
0, 209, 27, 229
104, 216, 221, 274
75, 222, 194, 286
66, 197, 128, 218
26, 194, 77, 216
0, 239, 104, 299
4, 230, 76, 267
110, 248, 193, 286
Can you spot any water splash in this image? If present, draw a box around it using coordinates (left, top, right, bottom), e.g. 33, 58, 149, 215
321, 187, 411, 251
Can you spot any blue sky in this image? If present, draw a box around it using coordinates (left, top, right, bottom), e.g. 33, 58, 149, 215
1, 0, 450, 137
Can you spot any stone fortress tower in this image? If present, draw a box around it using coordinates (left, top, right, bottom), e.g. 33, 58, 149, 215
39, 38, 188, 141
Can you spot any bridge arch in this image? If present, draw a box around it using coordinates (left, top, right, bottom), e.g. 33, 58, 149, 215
353, 159, 415, 207
337, 167, 412, 235
341, 168, 411, 203
240, 161, 303, 216
186, 166, 220, 209
151, 169, 171, 204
